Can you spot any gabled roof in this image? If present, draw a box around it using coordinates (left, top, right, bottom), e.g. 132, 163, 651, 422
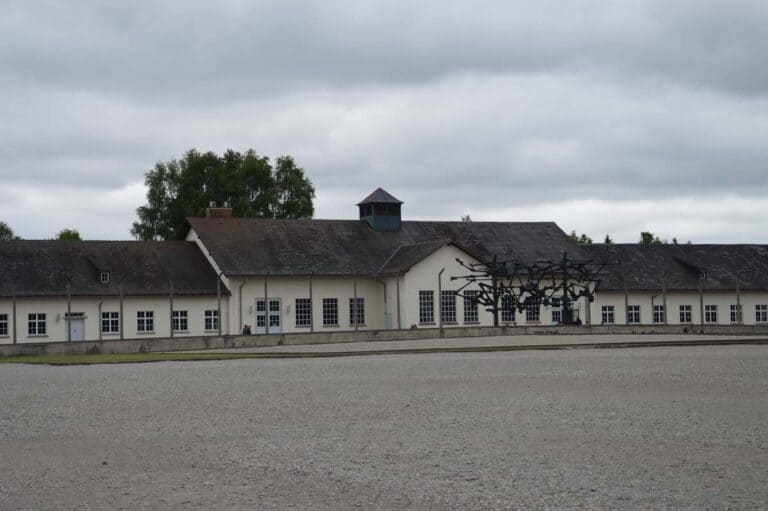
0, 241, 225, 298
357, 188, 403, 205
186, 217, 584, 277
376, 240, 483, 275
585, 244, 768, 291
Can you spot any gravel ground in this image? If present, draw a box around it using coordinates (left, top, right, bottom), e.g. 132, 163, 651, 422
189, 333, 768, 353
1, 346, 768, 510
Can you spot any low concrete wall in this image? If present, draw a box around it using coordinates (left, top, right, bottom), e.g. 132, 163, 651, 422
3, 324, 768, 358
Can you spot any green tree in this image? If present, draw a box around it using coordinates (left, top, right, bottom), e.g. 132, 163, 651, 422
57, 229, 82, 240
569, 230, 593, 245
639, 231, 665, 245
0, 221, 20, 240
131, 149, 315, 240
461, 214, 472, 222
604, 234, 613, 244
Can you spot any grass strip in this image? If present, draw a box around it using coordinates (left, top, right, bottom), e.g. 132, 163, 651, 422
1, 338, 767, 365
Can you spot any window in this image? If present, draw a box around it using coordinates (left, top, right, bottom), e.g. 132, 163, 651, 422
525, 297, 541, 323
705, 305, 718, 324
101, 312, 119, 334
463, 290, 479, 324
204, 310, 219, 331
172, 310, 188, 332
28, 313, 46, 336
601, 305, 615, 325
756, 305, 768, 323
550, 297, 562, 324
295, 298, 311, 327
653, 305, 665, 324
627, 305, 641, 324
349, 297, 365, 326
730, 304, 742, 324
323, 298, 338, 326
501, 295, 515, 323
137, 311, 154, 333
256, 300, 266, 327
419, 291, 434, 325
679, 305, 692, 324
441, 291, 457, 324
0, 313, 7, 336
100, 272, 110, 284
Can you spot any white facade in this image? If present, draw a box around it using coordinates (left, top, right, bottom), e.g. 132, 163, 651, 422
590, 291, 768, 326
0, 295, 229, 344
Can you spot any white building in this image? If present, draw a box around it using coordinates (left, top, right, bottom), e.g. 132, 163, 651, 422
1, 188, 767, 344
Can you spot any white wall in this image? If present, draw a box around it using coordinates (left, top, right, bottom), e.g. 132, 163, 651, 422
0, 295, 228, 344
590, 291, 768, 325
229, 275, 385, 334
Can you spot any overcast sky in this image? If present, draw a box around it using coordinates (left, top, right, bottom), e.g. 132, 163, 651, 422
1, 0, 767, 242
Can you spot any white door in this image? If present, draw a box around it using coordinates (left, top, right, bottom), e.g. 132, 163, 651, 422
256, 298, 282, 334
69, 318, 85, 341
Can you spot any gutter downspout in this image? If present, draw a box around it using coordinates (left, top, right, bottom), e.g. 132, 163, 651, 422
736, 276, 742, 325
264, 273, 269, 335
438, 268, 445, 335
119, 283, 124, 341
309, 273, 314, 333
373, 277, 386, 329
661, 277, 667, 326
699, 272, 705, 326
169, 280, 174, 338
98, 298, 103, 341
66, 282, 72, 342
396, 273, 402, 330
239, 280, 247, 334
217, 273, 222, 336
353, 273, 359, 332
12, 282, 17, 345
622, 272, 629, 325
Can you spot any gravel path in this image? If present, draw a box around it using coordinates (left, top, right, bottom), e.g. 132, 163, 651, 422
188, 333, 768, 353
2, 346, 768, 509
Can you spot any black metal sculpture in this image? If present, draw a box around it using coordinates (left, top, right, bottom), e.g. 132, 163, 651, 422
450, 252, 606, 326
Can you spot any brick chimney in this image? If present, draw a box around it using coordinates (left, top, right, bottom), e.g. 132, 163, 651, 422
205, 201, 233, 218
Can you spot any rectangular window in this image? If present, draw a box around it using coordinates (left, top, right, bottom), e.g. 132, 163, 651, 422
653, 305, 665, 324
100, 272, 110, 284
172, 310, 188, 332
419, 291, 435, 325
137, 311, 154, 333
441, 291, 457, 324
463, 290, 479, 324
679, 305, 692, 324
705, 305, 718, 324
349, 297, 365, 326
501, 295, 514, 323
756, 305, 768, 323
204, 310, 219, 331
323, 298, 338, 326
627, 305, 641, 324
101, 312, 119, 334
551, 297, 562, 324
730, 304, 742, 324
295, 298, 311, 327
525, 297, 541, 323
0, 313, 8, 336
601, 305, 615, 324
28, 313, 46, 336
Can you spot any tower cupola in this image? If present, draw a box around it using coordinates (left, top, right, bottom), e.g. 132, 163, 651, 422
357, 188, 403, 232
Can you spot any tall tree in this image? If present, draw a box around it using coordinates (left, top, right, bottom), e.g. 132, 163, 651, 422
639, 231, 665, 245
461, 214, 472, 222
603, 234, 613, 244
57, 229, 82, 240
569, 230, 593, 245
0, 221, 20, 240
131, 149, 315, 240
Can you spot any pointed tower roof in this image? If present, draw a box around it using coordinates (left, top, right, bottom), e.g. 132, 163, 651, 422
357, 187, 403, 206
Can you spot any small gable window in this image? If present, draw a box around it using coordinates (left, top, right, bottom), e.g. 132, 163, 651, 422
100, 272, 110, 284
